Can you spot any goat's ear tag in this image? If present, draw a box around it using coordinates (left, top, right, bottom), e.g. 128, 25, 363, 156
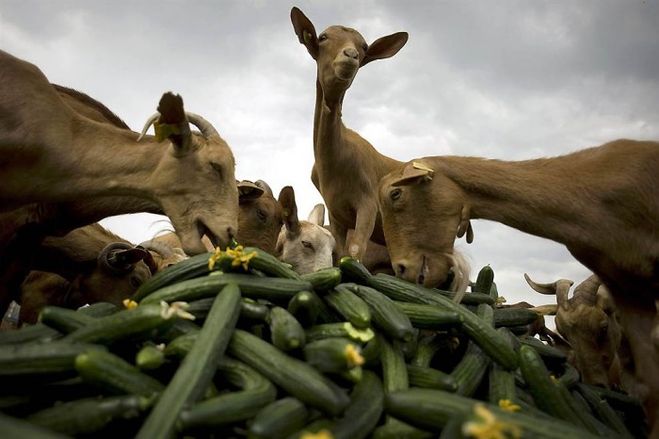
303, 30, 312, 44
391, 162, 434, 187
154, 122, 181, 142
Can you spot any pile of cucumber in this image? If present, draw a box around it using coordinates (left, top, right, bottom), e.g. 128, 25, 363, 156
0, 247, 645, 438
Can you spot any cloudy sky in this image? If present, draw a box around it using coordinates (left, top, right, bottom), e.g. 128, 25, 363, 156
2, 0, 658, 309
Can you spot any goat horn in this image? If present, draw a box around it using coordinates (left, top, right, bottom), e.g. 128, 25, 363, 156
137, 113, 160, 142
524, 273, 566, 294
531, 304, 558, 316
98, 242, 135, 274
186, 112, 220, 139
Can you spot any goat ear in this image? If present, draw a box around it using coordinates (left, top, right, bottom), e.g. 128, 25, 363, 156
278, 186, 301, 236
456, 205, 473, 243
596, 285, 615, 315
156, 92, 193, 155
254, 180, 274, 197
531, 304, 558, 316
391, 162, 434, 187
307, 204, 326, 226
237, 180, 264, 202
291, 7, 319, 59
362, 32, 408, 66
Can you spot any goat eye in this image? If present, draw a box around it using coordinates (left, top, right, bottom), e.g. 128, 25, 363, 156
301, 240, 314, 250
390, 188, 402, 201
362, 43, 368, 51
210, 162, 223, 177
318, 34, 327, 42
256, 208, 267, 222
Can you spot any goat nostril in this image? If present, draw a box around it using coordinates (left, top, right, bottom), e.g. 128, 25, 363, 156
343, 48, 358, 59
227, 226, 236, 240
417, 272, 425, 285
396, 264, 406, 276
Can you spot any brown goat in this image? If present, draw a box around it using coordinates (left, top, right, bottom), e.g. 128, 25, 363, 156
0, 50, 238, 255
290, 7, 407, 260
151, 180, 284, 255
377, 139, 659, 429
525, 273, 623, 388
19, 223, 154, 323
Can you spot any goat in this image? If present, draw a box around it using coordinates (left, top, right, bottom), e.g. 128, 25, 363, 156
151, 180, 284, 256
18, 223, 155, 323
290, 7, 407, 261
377, 139, 659, 429
291, 9, 472, 292
0, 50, 238, 255
525, 273, 622, 388
276, 186, 335, 275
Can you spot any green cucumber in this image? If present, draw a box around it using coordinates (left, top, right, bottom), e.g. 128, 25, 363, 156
0, 342, 104, 376
330, 371, 384, 439
287, 291, 322, 327
63, 303, 182, 345
411, 333, 453, 368
178, 357, 277, 430
140, 273, 311, 305
518, 344, 587, 428
267, 306, 306, 351
488, 363, 517, 404
364, 273, 517, 369
242, 246, 303, 280
494, 307, 540, 327
135, 283, 241, 439
394, 301, 462, 329
450, 341, 490, 397
306, 322, 374, 344
135, 344, 165, 370
134, 251, 214, 301
248, 397, 309, 439
576, 383, 634, 438
301, 267, 342, 291
38, 306, 95, 334
75, 349, 165, 397
338, 256, 372, 284
473, 265, 494, 295
227, 329, 350, 416
519, 335, 568, 360
0, 411, 69, 439
558, 364, 580, 388
408, 364, 458, 392
380, 335, 408, 393
345, 283, 414, 341
304, 337, 364, 373
450, 304, 494, 396
0, 323, 61, 345
385, 388, 599, 438
325, 285, 371, 328
26, 395, 151, 435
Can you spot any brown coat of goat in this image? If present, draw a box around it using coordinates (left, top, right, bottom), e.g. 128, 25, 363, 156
0, 50, 238, 255
377, 139, 659, 429
19, 223, 154, 323
525, 273, 623, 388
290, 8, 407, 260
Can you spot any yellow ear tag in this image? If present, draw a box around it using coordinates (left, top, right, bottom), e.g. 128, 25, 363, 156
154, 122, 181, 142
412, 161, 435, 174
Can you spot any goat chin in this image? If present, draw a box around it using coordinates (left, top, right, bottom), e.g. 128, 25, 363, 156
446, 250, 471, 302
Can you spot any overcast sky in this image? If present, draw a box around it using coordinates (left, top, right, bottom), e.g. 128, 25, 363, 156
2, 0, 658, 309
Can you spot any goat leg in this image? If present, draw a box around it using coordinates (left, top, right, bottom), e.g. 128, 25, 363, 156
347, 203, 377, 262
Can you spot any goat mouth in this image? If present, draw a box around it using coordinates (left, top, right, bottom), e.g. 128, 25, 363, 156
333, 62, 358, 80
416, 255, 428, 285
197, 220, 220, 249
